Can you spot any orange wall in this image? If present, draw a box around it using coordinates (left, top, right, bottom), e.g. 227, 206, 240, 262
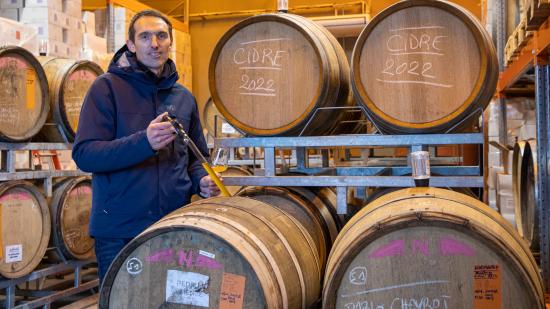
189, 0, 482, 112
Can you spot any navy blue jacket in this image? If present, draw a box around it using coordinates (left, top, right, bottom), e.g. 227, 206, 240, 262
73, 46, 208, 238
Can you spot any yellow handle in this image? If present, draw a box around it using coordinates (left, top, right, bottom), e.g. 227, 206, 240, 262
202, 163, 231, 197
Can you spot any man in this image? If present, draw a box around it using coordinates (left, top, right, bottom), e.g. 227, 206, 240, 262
72, 10, 220, 283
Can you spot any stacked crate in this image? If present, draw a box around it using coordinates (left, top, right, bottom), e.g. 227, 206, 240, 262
0, 0, 84, 58
80, 10, 109, 70
20, 0, 83, 58
171, 30, 192, 90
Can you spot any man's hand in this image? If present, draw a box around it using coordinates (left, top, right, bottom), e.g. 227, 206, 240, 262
147, 112, 176, 150
199, 175, 222, 198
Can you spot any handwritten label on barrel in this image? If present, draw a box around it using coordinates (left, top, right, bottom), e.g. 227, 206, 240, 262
377, 27, 452, 89
220, 272, 246, 309
233, 39, 289, 98
473, 265, 501, 309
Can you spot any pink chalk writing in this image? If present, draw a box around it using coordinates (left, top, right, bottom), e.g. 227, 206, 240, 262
369, 239, 405, 259
69, 70, 96, 82
412, 239, 429, 256
0, 56, 28, 70
147, 248, 174, 263
146, 248, 223, 270
439, 238, 475, 256
178, 249, 193, 268
68, 186, 92, 197
0, 192, 32, 203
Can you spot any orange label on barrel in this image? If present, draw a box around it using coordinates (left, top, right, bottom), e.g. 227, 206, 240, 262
220, 272, 245, 309
473, 264, 501, 309
26, 69, 36, 110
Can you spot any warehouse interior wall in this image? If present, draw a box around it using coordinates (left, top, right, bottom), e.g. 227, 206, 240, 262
188, 0, 482, 113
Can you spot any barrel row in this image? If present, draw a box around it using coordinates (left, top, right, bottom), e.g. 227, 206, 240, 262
0, 45, 103, 143
0, 177, 94, 278
100, 187, 545, 308
209, 1, 499, 136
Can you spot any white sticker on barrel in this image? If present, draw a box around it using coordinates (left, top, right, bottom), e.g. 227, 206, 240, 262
166, 270, 209, 307
5, 244, 22, 263
199, 250, 215, 259
221, 123, 237, 134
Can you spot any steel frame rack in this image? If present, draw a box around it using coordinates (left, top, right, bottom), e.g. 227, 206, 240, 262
0, 259, 98, 309
0, 143, 89, 197
217, 132, 484, 215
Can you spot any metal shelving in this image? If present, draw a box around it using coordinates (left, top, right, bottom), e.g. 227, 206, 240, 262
0, 143, 89, 197
498, 13, 550, 292
217, 132, 484, 215
0, 260, 98, 309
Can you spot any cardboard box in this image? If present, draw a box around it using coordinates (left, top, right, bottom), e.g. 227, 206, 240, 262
24, 0, 61, 9
26, 22, 63, 42
0, 8, 18, 20
0, 17, 39, 54
519, 123, 536, 140
488, 166, 504, 189
0, 0, 24, 9
82, 32, 106, 54
488, 150, 501, 167
20, 7, 60, 25
64, 0, 81, 17
497, 173, 513, 194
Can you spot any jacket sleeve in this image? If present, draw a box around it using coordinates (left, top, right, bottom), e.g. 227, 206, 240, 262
187, 97, 209, 194
72, 77, 156, 173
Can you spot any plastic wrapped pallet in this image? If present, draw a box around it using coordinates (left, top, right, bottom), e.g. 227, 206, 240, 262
0, 17, 39, 54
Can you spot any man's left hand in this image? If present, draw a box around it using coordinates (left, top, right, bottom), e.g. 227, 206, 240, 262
199, 175, 222, 198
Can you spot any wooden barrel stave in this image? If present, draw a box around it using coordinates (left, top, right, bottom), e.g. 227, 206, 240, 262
209, 13, 352, 136
351, 1, 498, 134
322, 187, 544, 308
100, 196, 324, 308
0, 181, 50, 278
49, 176, 94, 261
239, 186, 340, 272
38, 57, 103, 142
0, 46, 49, 141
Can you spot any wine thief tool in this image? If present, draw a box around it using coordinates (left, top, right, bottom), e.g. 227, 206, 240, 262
163, 114, 231, 197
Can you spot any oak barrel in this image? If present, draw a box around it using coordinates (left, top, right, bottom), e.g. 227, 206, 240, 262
512, 140, 527, 234
0, 46, 49, 141
49, 176, 94, 261
38, 57, 103, 142
100, 196, 324, 308
209, 13, 352, 136
351, 0, 498, 134
0, 181, 50, 278
202, 97, 241, 138
239, 186, 341, 270
322, 187, 544, 308
514, 139, 540, 251
219, 166, 252, 196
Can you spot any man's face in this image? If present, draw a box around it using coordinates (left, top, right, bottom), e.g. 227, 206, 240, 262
127, 16, 171, 75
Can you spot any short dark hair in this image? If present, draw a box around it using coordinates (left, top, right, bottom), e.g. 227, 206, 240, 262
128, 9, 173, 43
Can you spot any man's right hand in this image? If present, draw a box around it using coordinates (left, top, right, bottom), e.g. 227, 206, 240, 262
147, 112, 176, 150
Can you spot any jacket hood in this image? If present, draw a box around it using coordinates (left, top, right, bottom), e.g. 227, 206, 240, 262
107, 45, 179, 89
